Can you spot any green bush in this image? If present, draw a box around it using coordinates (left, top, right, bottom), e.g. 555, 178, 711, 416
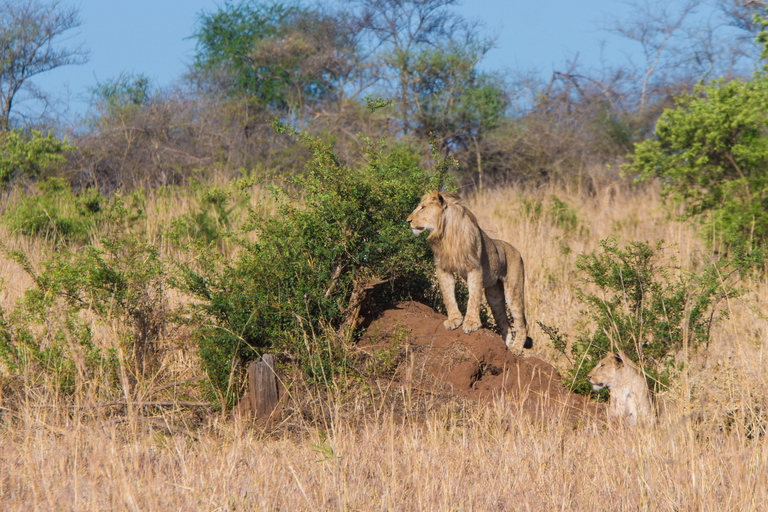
0, 301, 118, 396
180, 126, 442, 404
628, 77, 768, 261
0, 129, 74, 184
170, 181, 245, 246
4, 178, 144, 246
1, 196, 164, 391
559, 238, 738, 395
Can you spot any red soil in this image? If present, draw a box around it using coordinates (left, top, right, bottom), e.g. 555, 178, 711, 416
358, 301, 600, 420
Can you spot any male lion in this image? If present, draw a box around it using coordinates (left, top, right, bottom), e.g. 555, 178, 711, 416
588, 351, 654, 427
406, 191, 530, 354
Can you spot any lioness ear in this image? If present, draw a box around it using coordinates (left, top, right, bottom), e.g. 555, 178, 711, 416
614, 352, 625, 366
436, 191, 446, 207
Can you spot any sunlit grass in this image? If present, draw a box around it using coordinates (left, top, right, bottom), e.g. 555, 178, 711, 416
0, 178, 766, 510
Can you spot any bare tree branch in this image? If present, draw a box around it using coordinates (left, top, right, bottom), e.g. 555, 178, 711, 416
0, 0, 88, 130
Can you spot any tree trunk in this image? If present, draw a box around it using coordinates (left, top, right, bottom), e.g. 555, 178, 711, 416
236, 354, 279, 419
473, 135, 483, 190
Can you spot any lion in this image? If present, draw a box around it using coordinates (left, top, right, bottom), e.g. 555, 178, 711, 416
406, 190, 530, 354
588, 351, 655, 427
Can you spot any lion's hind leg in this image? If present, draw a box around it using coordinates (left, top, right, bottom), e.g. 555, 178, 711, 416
503, 276, 529, 354
485, 282, 513, 348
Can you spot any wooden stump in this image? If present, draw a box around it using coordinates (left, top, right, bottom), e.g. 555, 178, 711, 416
236, 354, 279, 419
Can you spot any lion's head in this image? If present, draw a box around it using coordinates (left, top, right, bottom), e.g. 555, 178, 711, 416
406, 191, 475, 239
588, 351, 630, 391
406, 190, 443, 236
406, 190, 482, 272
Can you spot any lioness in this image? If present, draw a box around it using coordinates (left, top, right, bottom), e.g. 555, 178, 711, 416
406, 191, 530, 353
588, 351, 654, 427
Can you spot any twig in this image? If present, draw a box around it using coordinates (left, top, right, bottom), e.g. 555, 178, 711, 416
93, 400, 211, 408
148, 376, 205, 395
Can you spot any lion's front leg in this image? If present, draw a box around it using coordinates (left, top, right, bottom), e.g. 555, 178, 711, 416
436, 267, 463, 330
462, 269, 484, 334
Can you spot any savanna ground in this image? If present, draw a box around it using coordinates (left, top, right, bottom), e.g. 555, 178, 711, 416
1, 179, 767, 511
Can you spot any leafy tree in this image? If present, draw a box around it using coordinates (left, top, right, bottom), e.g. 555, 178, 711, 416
90, 72, 153, 120
191, 1, 360, 116
0, 128, 73, 184
408, 41, 506, 187
0, 0, 87, 130
628, 76, 768, 254
350, 0, 503, 187
349, 0, 468, 133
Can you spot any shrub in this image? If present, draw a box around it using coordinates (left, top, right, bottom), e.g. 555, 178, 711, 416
179, 125, 443, 404
0, 300, 119, 397
170, 181, 245, 246
2, 191, 164, 390
628, 77, 768, 262
3, 178, 144, 246
558, 237, 739, 395
0, 129, 74, 184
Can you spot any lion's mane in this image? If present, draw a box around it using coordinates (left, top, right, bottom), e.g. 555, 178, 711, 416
425, 193, 481, 273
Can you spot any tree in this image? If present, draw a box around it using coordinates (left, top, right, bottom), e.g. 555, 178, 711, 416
0, 0, 87, 130
191, 1, 362, 119
349, 0, 503, 187
408, 41, 506, 187
91, 72, 153, 117
0, 128, 72, 183
349, 0, 474, 133
608, 0, 702, 114
629, 76, 768, 254
718, 0, 766, 70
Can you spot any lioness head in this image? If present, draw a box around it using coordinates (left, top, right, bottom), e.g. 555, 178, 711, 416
587, 351, 626, 392
406, 191, 445, 236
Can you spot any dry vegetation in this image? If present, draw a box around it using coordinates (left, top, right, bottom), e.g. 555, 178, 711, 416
3, 0, 768, 508
1, 178, 766, 511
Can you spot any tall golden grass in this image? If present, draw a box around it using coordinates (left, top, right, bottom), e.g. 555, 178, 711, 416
1, 180, 766, 511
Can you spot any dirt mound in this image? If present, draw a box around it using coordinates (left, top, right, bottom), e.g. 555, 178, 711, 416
359, 301, 599, 419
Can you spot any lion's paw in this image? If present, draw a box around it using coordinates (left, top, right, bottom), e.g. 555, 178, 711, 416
505, 342, 523, 356
462, 318, 481, 334
444, 317, 463, 330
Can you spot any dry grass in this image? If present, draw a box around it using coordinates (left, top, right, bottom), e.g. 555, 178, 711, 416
1, 179, 767, 511
1, 394, 766, 510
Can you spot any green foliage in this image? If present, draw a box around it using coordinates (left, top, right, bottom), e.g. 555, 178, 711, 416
409, 41, 506, 152
5, 178, 104, 245
1, 181, 163, 389
0, 129, 74, 184
311, 431, 338, 463
170, 181, 245, 245
3, 178, 144, 246
91, 72, 153, 119
0, 261, 122, 395
564, 238, 737, 395
755, 9, 768, 73
364, 94, 394, 113
548, 196, 585, 235
520, 196, 585, 236
628, 77, 768, 258
193, 1, 293, 101
180, 125, 441, 404
0, 308, 118, 396
191, 1, 356, 111
3, 231, 165, 382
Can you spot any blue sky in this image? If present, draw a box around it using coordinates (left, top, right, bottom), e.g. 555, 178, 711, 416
35, 0, 701, 119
